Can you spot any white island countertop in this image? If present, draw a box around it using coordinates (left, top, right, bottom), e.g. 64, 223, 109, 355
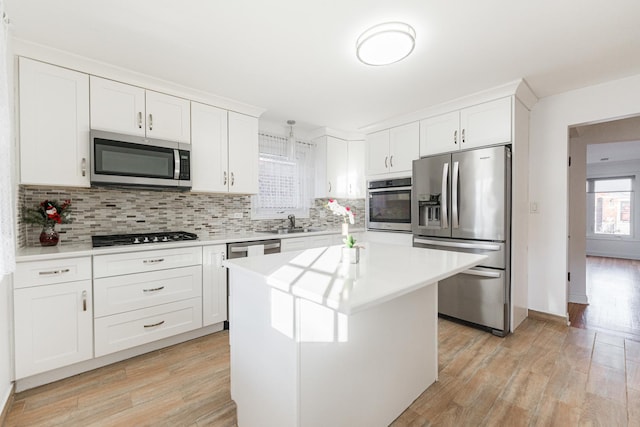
224, 242, 487, 315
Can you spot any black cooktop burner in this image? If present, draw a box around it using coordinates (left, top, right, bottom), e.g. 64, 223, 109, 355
92, 231, 198, 248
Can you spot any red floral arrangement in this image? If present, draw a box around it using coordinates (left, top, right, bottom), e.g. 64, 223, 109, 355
22, 199, 73, 227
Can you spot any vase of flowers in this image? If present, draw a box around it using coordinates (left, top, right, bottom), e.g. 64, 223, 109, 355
22, 200, 72, 246
327, 199, 361, 263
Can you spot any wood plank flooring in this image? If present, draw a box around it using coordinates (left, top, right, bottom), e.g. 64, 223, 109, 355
5, 317, 640, 426
569, 256, 640, 340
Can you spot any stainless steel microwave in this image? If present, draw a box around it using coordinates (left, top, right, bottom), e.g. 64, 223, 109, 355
366, 177, 412, 232
90, 130, 191, 190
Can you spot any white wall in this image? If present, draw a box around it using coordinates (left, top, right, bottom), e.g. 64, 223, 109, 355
528, 73, 640, 317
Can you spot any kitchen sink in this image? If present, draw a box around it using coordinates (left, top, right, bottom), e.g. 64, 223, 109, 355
264, 227, 323, 234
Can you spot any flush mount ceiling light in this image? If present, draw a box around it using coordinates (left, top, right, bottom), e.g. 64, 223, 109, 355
356, 22, 416, 66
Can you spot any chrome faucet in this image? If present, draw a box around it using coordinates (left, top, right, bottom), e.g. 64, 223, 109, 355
287, 214, 296, 229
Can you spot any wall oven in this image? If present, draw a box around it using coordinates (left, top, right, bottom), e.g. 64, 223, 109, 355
366, 177, 412, 232
90, 130, 191, 189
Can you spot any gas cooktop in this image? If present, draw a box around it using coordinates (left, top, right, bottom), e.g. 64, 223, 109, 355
92, 231, 198, 248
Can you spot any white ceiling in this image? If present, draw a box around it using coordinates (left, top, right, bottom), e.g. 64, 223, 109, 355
4, 0, 640, 133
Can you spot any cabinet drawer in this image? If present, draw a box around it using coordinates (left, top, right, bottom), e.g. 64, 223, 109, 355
94, 265, 202, 317
15, 257, 92, 288
94, 298, 202, 357
93, 246, 202, 278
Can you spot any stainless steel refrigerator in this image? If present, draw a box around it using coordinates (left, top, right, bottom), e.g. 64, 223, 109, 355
412, 145, 511, 336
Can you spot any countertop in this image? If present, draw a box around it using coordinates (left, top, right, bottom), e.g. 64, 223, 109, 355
16, 228, 365, 262
224, 242, 487, 314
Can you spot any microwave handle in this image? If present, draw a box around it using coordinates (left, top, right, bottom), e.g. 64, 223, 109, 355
174, 149, 180, 179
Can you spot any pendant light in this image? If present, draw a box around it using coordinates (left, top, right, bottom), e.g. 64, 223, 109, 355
287, 119, 296, 160
356, 22, 416, 66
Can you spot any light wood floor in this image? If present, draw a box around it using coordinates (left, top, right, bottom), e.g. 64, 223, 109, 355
5, 317, 640, 426
569, 256, 640, 340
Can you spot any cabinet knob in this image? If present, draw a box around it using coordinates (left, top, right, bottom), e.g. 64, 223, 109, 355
138, 112, 143, 129
328, 181, 332, 192
390, 155, 394, 167
384, 156, 388, 168
454, 130, 458, 144
461, 129, 465, 143
223, 171, 228, 185
231, 172, 235, 186
144, 320, 165, 328
81, 158, 86, 177
82, 290, 87, 312
148, 113, 153, 131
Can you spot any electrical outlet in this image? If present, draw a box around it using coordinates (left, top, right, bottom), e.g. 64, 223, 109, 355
529, 202, 538, 214
231, 212, 243, 219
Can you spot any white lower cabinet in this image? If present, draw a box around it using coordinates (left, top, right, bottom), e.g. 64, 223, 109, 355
14, 257, 93, 379
94, 298, 202, 357
202, 245, 228, 327
93, 246, 204, 357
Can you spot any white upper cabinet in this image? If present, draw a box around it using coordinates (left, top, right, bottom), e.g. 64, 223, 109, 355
145, 90, 191, 143
419, 111, 459, 156
228, 111, 259, 194
389, 122, 420, 173
459, 96, 512, 150
90, 76, 191, 143
19, 57, 90, 187
89, 77, 145, 137
367, 122, 419, 176
420, 97, 512, 156
366, 130, 390, 176
346, 140, 365, 198
326, 137, 348, 197
315, 136, 364, 199
190, 102, 229, 193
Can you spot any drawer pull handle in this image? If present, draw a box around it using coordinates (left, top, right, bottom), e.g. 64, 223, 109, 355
82, 290, 87, 312
143, 258, 165, 264
144, 320, 165, 328
39, 268, 70, 275
143, 286, 165, 293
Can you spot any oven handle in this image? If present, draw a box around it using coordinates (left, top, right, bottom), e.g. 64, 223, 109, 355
460, 268, 502, 278
413, 238, 501, 251
367, 186, 412, 193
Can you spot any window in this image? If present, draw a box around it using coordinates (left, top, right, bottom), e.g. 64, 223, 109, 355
251, 132, 315, 219
587, 177, 633, 236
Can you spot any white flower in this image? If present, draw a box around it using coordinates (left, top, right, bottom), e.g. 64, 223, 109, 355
327, 199, 355, 224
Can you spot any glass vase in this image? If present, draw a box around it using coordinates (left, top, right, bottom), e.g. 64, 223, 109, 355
342, 222, 349, 236
39, 225, 59, 246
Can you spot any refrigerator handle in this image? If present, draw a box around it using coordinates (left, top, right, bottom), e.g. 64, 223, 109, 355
441, 162, 449, 229
452, 161, 459, 229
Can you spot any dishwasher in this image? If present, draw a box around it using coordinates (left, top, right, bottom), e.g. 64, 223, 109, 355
227, 239, 281, 259
225, 239, 281, 329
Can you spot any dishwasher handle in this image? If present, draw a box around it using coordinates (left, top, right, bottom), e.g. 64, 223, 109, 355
229, 242, 281, 253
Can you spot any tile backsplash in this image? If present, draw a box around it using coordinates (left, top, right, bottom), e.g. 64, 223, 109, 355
18, 186, 365, 247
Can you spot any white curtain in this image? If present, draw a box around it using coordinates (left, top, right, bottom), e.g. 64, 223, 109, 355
0, 1, 15, 276
252, 132, 315, 218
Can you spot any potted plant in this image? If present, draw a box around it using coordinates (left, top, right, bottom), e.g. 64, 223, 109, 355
22, 199, 72, 246
327, 199, 361, 263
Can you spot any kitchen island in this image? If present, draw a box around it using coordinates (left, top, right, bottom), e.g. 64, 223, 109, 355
224, 242, 486, 427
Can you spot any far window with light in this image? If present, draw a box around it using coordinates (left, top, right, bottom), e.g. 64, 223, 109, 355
251, 132, 315, 219
587, 177, 633, 236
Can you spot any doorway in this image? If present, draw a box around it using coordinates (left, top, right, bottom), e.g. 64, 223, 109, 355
567, 116, 640, 339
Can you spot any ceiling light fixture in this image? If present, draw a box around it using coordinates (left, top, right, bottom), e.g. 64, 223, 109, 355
356, 22, 416, 66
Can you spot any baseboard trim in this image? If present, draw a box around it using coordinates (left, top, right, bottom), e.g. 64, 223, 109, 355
0, 383, 15, 426
528, 309, 568, 326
